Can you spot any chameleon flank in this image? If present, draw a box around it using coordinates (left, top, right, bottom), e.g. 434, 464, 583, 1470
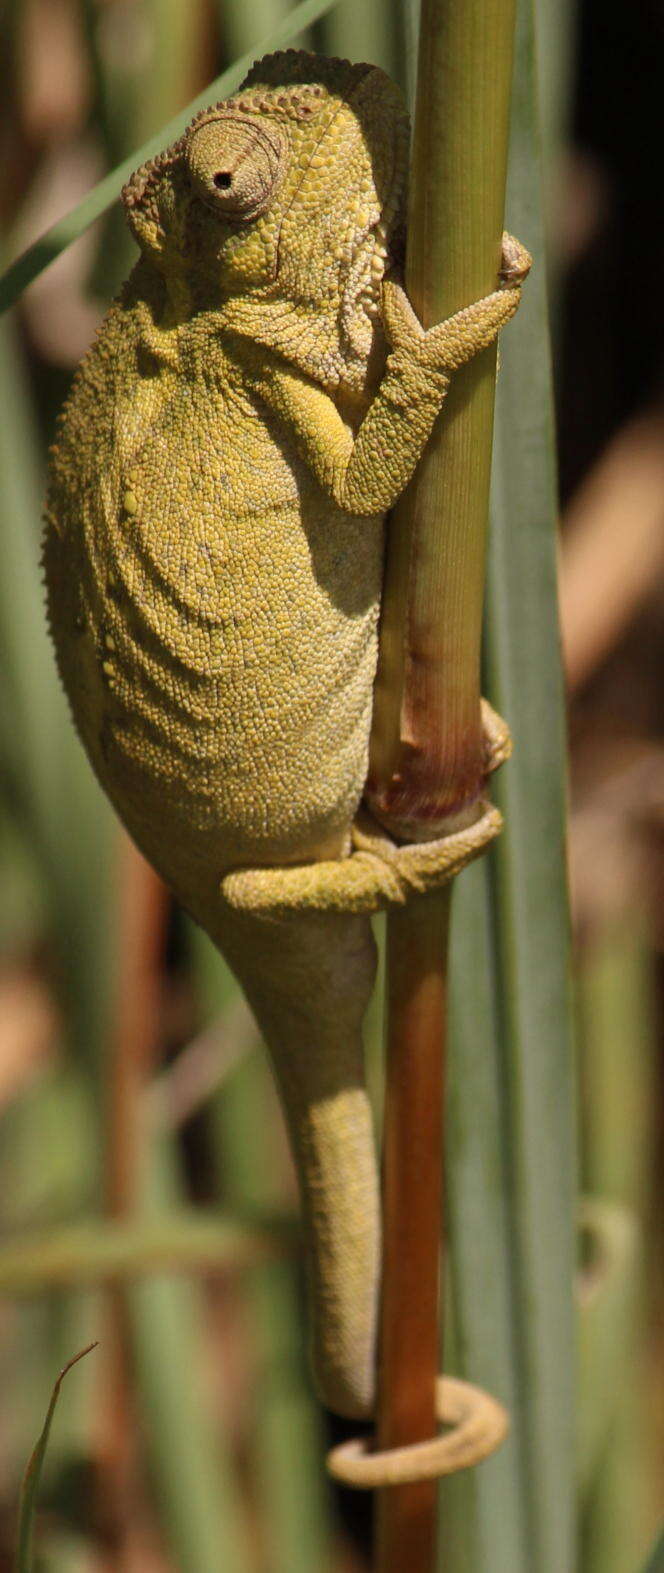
44, 50, 529, 1421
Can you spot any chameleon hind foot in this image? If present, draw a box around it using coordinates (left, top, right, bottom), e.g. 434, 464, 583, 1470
221, 798, 502, 917
222, 698, 512, 918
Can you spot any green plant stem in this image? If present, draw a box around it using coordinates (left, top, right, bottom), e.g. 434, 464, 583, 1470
370, 3, 517, 1570
440, 2, 576, 1564
368, 0, 517, 829
317, 0, 400, 79
128, 1140, 254, 1573
0, 1212, 290, 1297
640, 1529, 664, 1573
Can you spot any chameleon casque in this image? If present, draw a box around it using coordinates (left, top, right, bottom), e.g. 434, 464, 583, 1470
44, 50, 528, 1423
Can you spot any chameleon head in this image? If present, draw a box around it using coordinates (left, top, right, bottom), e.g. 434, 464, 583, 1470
122, 51, 409, 378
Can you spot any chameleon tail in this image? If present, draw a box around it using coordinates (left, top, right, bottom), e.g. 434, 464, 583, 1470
217, 905, 380, 1421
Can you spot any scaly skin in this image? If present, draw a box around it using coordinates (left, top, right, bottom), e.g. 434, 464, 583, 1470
44, 50, 529, 1420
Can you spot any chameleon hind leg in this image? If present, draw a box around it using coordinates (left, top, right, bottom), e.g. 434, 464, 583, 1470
223, 700, 511, 917
221, 796, 502, 917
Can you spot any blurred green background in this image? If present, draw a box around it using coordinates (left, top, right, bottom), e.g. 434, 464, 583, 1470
0, 1, 662, 1569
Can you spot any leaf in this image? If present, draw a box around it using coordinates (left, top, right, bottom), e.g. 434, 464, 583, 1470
640, 1529, 664, 1573
14, 1344, 97, 1573
0, 0, 342, 315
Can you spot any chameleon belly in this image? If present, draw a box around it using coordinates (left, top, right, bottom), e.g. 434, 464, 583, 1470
45, 301, 384, 928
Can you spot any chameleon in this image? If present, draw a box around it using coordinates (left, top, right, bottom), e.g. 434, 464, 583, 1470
43, 50, 529, 1423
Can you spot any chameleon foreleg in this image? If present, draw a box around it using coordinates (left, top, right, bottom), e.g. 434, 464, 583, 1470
233, 240, 529, 519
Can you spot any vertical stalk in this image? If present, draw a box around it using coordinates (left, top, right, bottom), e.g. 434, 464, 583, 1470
368, 0, 516, 830
370, 2, 517, 1569
318, 0, 400, 80
376, 893, 451, 1571
105, 838, 168, 1218
101, 838, 169, 1563
437, 0, 577, 1545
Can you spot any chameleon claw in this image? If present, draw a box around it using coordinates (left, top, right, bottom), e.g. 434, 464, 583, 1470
499, 231, 532, 287
481, 696, 512, 774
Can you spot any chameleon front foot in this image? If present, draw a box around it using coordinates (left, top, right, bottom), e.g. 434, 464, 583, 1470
221, 798, 502, 917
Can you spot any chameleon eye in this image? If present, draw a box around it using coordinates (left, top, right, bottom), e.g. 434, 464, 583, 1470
186, 116, 285, 221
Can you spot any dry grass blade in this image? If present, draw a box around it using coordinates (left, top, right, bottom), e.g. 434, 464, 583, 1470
14, 1344, 97, 1573
560, 410, 664, 690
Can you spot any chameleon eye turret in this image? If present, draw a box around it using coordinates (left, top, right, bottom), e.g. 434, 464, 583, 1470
185, 114, 285, 220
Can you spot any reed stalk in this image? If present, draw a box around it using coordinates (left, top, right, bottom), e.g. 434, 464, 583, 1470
369, 2, 517, 1569
441, 0, 576, 1564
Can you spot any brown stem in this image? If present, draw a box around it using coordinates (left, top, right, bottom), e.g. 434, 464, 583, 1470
375, 891, 451, 1572
371, 1, 518, 1568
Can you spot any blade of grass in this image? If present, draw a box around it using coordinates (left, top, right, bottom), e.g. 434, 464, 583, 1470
365, 0, 518, 1564
0, 312, 117, 1094
0, 303, 115, 1528
578, 924, 656, 1571
95, 833, 254, 1573
441, 858, 528, 1572
0, 1211, 292, 1296
215, 0, 300, 64
192, 925, 335, 1573
577, 1198, 639, 1497
129, 1135, 254, 1573
316, 0, 402, 79
14, 1344, 97, 1573
81, 0, 210, 299
0, 0, 344, 313
640, 1529, 664, 1573
213, 1051, 334, 1573
440, 0, 577, 1567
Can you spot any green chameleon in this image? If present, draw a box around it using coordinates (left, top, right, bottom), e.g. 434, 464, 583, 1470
44, 50, 529, 1423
